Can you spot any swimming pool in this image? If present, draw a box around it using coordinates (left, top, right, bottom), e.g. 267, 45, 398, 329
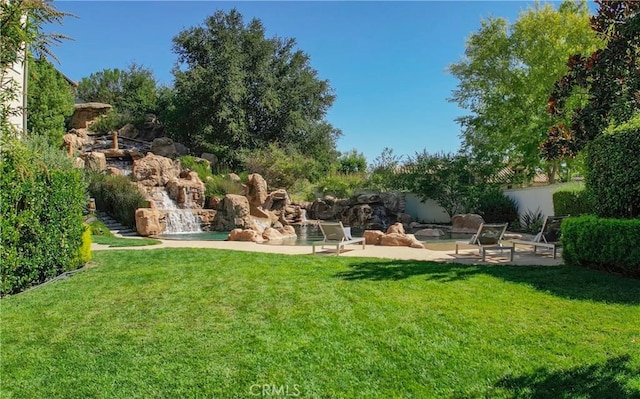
158, 225, 471, 246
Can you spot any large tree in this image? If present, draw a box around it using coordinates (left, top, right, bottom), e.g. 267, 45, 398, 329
27, 57, 75, 145
76, 62, 158, 126
543, 0, 640, 159
448, 0, 602, 183
163, 9, 340, 168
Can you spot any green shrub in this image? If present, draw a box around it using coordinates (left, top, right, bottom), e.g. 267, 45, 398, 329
474, 187, 519, 225
203, 174, 243, 198
179, 155, 213, 180
316, 172, 367, 198
77, 224, 93, 264
562, 215, 640, 278
87, 173, 147, 228
553, 187, 592, 216
585, 129, 640, 218
518, 207, 546, 234
88, 110, 133, 134
1, 136, 87, 295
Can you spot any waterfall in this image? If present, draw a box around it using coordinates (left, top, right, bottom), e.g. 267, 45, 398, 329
299, 209, 308, 225
156, 190, 202, 234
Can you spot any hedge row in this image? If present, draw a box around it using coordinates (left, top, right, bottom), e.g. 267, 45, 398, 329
1, 138, 89, 295
562, 215, 640, 278
553, 188, 591, 216
585, 129, 640, 219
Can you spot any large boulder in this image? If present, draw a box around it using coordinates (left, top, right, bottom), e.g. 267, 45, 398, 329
69, 102, 112, 130
84, 151, 107, 173
246, 173, 269, 207
386, 222, 405, 235
118, 123, 139, 140
135, 208, 163, 236
228, 228, 264, 243
151, 137, 177, 158
379, 233, 425, 249
451, 213, 484, 234
132, 153, 181, 187
165, 171, 206, 209
213, 194, 251, 231
364, 230, 384, 245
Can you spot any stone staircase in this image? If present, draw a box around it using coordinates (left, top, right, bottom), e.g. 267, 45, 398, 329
96, 211, 139, 237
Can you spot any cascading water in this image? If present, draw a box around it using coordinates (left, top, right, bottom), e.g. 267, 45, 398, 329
156, 190, 202, 234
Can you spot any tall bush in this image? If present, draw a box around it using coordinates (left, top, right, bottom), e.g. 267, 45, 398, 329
87, 173, 147, 228
585, 129, 640, 218
473, 187, 519, 225
1, 136, 87, 295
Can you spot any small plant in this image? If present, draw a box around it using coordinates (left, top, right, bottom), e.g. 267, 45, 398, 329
519, 207, 545, 234
86, 172, 147, 228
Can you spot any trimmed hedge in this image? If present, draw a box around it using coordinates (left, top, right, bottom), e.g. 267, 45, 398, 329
562, 215, 640, 278
553, 188, 592, 216
1, 138, 88, 295
585, 129, 640, 218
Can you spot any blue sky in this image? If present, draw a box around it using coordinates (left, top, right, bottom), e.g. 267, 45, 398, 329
48, 1, 574, 163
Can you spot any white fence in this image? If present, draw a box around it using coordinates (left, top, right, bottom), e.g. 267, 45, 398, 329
404, 183, 581, 223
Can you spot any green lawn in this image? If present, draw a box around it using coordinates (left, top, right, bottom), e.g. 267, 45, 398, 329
2, 249, 639, 398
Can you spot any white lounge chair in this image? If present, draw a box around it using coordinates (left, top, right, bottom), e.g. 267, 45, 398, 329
312, 221, 365, 256
511, 215, 565, 259
455, 223, 513, 261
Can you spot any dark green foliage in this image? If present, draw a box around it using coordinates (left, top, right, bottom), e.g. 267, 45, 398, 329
553, 187, 592, 216
474, 187, 519, 225
1, 136, 87, 295
27, 57, 75, 146
77, 63, 158, 128
163, 9, 340, 168
87, 173, 147, 229
585, 129, 640, 218
562, 215, 640, 278
544, 1, 640, 158
88, 110, 132, 134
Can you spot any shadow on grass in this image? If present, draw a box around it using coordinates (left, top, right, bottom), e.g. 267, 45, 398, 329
335, 260, 640, 304
491, 355, 640, 399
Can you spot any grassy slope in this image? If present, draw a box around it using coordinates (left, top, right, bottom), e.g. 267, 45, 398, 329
2, 249, 639, 398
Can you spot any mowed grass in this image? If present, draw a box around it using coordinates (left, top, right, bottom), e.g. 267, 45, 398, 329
2, 249, 639, 398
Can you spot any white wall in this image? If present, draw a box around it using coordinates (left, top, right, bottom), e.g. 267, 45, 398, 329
504, 183, 581, 219
404, 193, 450, 223
403, 183, 582, 224
5, 60, 25, 133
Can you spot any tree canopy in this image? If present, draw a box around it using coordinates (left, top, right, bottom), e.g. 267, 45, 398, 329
162, 9, 340, 168
448, 0, 602, 182
27, 57, 75, 146
76, 63, 159, 125
543, 0, 640, 159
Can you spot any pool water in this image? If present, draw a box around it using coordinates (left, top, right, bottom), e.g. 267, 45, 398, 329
158, 224, 328, 245
159, 225, 472, 246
